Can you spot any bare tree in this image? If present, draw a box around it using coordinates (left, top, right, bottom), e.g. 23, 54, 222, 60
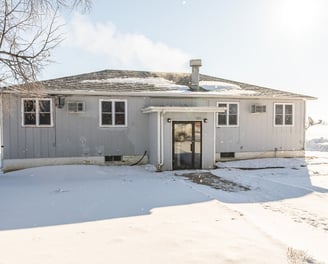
306, 117, 322, 129
0, 0, 91, 87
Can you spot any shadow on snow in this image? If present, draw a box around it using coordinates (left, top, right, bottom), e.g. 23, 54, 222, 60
0, 165, 210, 231
0, 157, 327, 231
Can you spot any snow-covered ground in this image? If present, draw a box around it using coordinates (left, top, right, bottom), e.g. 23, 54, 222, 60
0, 124, 327, 264
306, 123, 328, 152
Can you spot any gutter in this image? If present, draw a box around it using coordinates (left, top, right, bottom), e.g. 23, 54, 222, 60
2, 90, 316, 101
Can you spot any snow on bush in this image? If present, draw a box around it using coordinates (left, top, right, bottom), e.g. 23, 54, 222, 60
306, 123, 328, 152
306, 137, 328, 152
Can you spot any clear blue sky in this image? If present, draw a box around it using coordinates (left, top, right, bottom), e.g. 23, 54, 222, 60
42, 0, 328, 119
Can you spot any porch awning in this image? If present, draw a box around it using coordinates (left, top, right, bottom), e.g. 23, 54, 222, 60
142, 106, 226, 114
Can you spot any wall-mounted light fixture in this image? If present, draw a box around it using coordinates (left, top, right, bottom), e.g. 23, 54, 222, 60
167, 118, 172, 123
203, 118, 208, 123
55, 96, 65, 109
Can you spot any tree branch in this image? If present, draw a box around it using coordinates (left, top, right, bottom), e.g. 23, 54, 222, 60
0, 0, 92, 87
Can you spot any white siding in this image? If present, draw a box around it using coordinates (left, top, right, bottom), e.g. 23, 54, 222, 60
215, 99, 306, 155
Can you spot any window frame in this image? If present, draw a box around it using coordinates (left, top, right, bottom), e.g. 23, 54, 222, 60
99, 99, 127, 127
274, 103, 294, 127
217, 102, 239, 127
21, 98, 53, 127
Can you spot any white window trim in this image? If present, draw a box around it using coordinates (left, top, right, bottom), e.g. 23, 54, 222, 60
21, 98, 53, 127
216, 102, 239, 127
67, 101, 85, 113
99, 99, 128, 127
274, 103, 295, 127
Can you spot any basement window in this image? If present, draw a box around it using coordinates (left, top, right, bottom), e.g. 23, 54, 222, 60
105, 155, 123, 162
220, 152, 235, 158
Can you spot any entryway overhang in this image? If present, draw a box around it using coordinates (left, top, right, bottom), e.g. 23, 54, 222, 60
142, 106, 226, 114
142, 106, 225, 171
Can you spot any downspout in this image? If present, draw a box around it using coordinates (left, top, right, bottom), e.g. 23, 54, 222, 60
213, 112, 216, 167
157, 111, 161, 169
160, 111, 164, 167
302, 100, 307, 151
0, 89, 4, 170
156, 111, 164, 171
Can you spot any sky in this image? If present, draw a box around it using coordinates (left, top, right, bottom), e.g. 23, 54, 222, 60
41, 0, 328, 120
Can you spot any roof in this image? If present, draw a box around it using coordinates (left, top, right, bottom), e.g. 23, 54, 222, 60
4, 69, 316, 100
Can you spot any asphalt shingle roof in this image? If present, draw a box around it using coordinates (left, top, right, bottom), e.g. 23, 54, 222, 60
6, 69, 316, 100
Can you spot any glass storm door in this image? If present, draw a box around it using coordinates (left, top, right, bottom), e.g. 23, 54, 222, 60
172, 121, 202, 170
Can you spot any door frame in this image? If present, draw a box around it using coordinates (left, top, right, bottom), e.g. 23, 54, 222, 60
172, 121, 202, 170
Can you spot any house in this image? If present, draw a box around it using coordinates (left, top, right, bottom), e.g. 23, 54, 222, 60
0, 60, 316, 172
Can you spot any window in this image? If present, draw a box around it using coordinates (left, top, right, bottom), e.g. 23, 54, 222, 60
217, 102, 239, 126
68, 101, 85, 113
274, 103, 294, 126
99, 99, 127, 127
22, 98, 52, 127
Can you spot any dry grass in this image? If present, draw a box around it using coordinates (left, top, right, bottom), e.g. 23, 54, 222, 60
287, 247, 319, 264
176, 172, 250, 192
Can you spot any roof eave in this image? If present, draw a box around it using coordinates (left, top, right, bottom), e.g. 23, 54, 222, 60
1, 87, 317, 100
43, 90, 316, 100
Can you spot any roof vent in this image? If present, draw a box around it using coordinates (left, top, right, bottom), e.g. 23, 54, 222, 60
190, 59, 202, 91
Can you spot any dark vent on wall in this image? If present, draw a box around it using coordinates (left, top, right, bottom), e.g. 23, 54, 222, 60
251, 104, 266, 113
220, 152, 235, 158
105, 155, 122, 162
68, 101, 85, 113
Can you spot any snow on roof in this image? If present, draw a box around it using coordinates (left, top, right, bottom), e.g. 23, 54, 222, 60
80, 78, 257, 95
81, 77, 189, 90
200, 81, 241, 90
199, 81, 257, 95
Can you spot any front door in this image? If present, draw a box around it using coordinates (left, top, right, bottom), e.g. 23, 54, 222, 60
172, 121, 202, 170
